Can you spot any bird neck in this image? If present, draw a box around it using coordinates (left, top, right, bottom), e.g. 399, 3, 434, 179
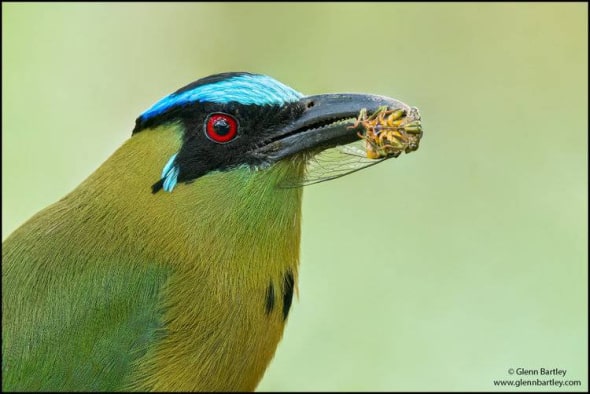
75, 124, 306, 390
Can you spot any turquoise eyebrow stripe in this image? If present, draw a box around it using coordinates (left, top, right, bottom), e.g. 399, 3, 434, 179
140, 74, 304, 120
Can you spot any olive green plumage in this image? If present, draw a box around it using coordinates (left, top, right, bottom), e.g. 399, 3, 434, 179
2, 125, 304, 391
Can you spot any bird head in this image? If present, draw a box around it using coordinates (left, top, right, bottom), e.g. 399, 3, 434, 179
132, 72, 414, 193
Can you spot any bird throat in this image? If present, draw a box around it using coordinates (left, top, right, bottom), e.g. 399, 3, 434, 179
93, 127, 306, 390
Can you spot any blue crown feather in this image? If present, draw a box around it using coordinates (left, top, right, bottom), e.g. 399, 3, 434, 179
140, 74, 303, 121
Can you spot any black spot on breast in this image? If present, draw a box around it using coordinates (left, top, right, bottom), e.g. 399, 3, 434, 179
265, 281, 275, 315
151, 179, 164, 194
282, 271, 294, 321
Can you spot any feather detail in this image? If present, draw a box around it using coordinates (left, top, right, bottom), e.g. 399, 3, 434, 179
161, 153, 179, 192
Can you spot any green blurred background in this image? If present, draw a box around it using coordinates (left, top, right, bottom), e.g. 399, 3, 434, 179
2, 2, 587, 391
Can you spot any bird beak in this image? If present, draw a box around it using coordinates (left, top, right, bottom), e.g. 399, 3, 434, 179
254, 93, 415, 161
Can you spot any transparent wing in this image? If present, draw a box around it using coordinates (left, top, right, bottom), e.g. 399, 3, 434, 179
278, 140, 392, 188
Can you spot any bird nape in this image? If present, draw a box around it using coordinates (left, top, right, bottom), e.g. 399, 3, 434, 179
2, 72, 421, 391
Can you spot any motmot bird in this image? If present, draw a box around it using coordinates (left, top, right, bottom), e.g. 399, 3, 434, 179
2, 72, 414, 391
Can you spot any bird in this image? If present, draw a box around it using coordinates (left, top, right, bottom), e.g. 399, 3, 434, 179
2, 72, 416, 391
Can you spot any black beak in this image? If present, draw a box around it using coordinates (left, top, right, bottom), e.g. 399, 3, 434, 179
254, 93, 415, 161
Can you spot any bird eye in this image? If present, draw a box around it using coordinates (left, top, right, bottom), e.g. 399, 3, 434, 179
205, 113, 238, 143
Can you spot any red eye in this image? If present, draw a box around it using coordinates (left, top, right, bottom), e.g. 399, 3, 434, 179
205, 113, 238, 143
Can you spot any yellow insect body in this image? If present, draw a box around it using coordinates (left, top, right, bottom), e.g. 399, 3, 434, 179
352, 106, 423, 159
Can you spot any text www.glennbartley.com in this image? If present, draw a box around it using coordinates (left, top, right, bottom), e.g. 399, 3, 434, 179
493, 368, 582, 389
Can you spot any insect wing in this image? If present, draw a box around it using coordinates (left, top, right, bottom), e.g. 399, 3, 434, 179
279, 140, 390, 188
